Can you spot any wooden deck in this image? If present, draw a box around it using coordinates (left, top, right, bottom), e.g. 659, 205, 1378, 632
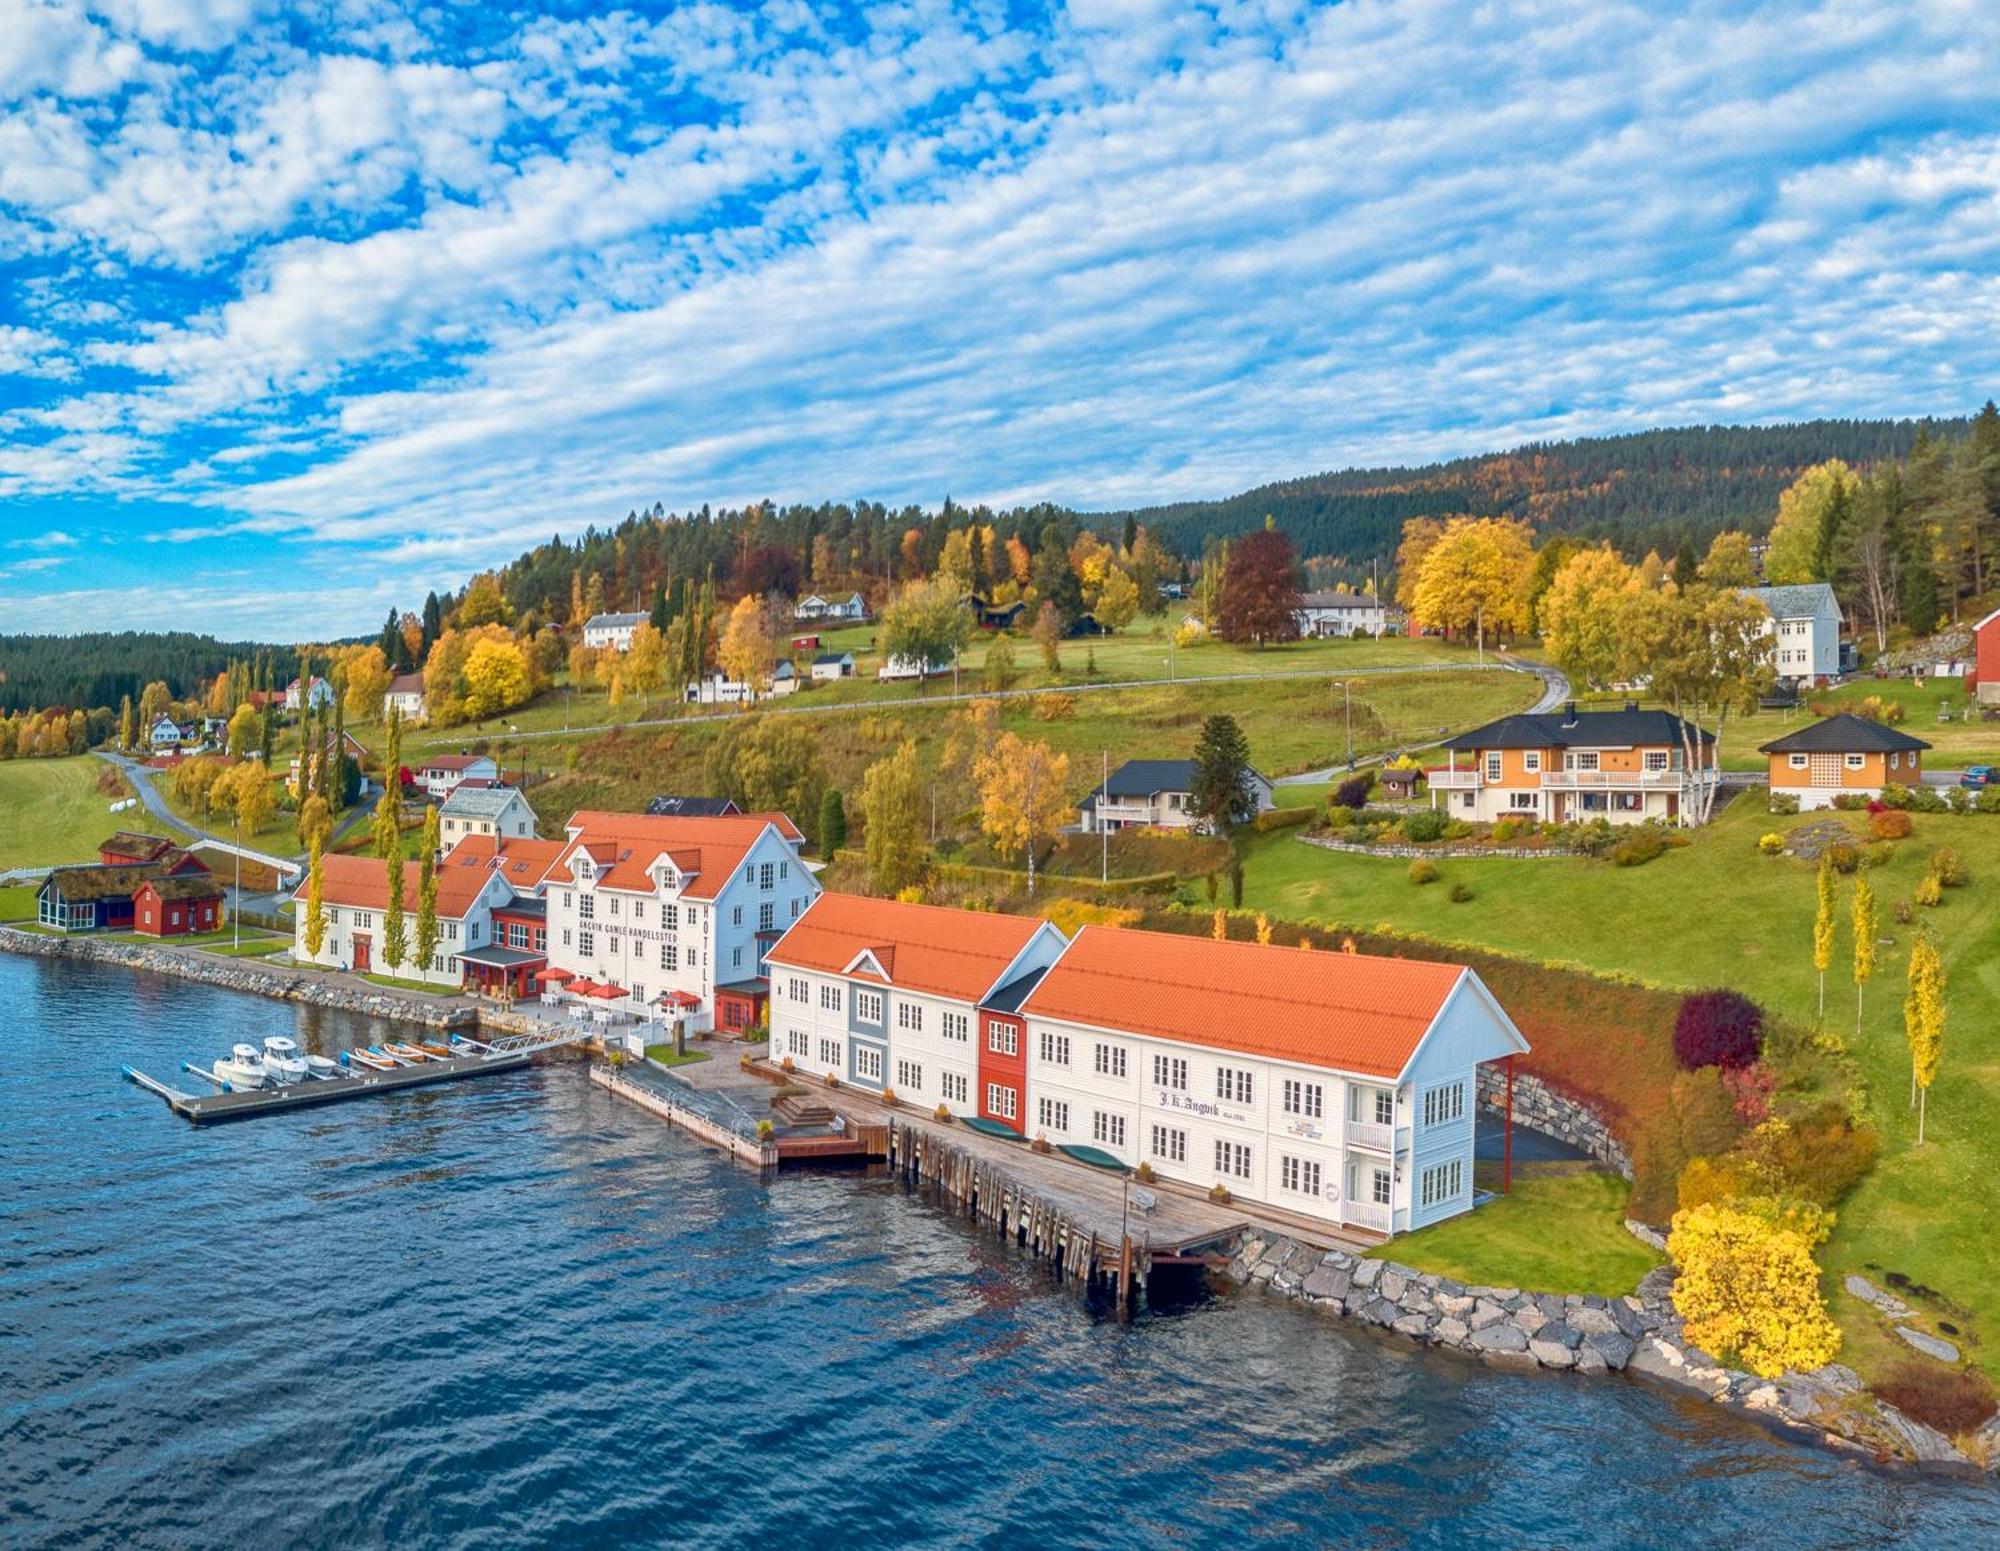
124, 1049, 532, 1125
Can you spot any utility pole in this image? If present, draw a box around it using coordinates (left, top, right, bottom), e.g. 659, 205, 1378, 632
1100, 749, 1109, 883
232, 810, 241, 952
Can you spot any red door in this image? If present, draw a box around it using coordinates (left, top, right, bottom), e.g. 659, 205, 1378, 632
353, 934, 372, 972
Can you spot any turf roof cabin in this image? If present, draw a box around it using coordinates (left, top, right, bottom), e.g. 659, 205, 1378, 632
1759, 714, 1932, 810
1429, 704, 1717, 826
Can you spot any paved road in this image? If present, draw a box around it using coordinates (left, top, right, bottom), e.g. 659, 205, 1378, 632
406, 659, 1550, 756
1273, 660, 1569, 785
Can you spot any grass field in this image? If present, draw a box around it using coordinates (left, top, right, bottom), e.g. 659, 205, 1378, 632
0, 758, 128, 871
0, 885, 35, 922
1241, 792, 2000, 1380
387, 620, 1496, 756
1368, 1164, 1663, 1296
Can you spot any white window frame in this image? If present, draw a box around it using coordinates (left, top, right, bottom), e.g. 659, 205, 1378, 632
987, 1083, 1017, 1120
854, 989, 883, 1023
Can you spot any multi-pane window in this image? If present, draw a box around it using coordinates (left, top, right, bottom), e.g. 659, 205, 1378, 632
855, 1046, 883, 1083
989, 1023, 1018, 1056
663, 904, 678, 931
1420, 1159, 1464, 1209
897, 1060, 922, 1091
819, 1037, 841, 1067
633, 901, 645, 921
1039, 1097, 1069, 1132
897, 1002, 923, 1032
1423, 1082, 1465, 1128
1150, 1124, 1186, 1164
1152, 1054, 1188, 1090
941, 1072, 968, 1104
1215, 1140, 1251, 1179
578, 894, 595, 921
1093, 1112, 1126, 1147
1374, 1089, 1395, 1125
578, 931, 595, 956
788, 1030, 807, 1056
659, 943, 678, 971
1281, 1155, 1322, 1196
1216, 1067, 1252, 1104
820, 984, 843, 1013
732, 906, 743, 927
759, 902, 774, 932
942, 1011, 969, 1041
608, 896, 621, 917
1282, 1079, 1323, 1119
788, 977, 808, 1003
760, 863, 775, 889
1094, 1043, 1126, 1078
1371, 1168, 1392, 1206
1039, 1032, 1070, 1066
855, 989, 883, 1023
987, 1083, 1017, 1120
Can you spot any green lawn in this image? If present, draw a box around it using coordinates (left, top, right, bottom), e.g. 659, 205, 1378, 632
1243, 793, 2000, 1379
0, 885, 34, 923
644, 1046, 713, 1068
0, 758, 126, 870
1369, 1164, 1663, 1297
361, 972, 461, 996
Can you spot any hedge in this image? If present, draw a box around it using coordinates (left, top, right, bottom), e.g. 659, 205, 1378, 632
1251, 805, 1316, 833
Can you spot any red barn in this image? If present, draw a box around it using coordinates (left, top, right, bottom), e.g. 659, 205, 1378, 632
133, 876, 225, 937
1970, 607, 2000, 706
99, 832, 209, 874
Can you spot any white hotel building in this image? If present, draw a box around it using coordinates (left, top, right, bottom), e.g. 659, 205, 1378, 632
542, 811, 820, 1033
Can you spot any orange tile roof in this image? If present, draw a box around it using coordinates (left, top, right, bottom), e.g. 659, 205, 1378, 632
765, 894, 1048, 1003
553, 809, 804, 899
442, 834, 566, 892
1020, 926, 1468, 1080
313, 852, 494, 919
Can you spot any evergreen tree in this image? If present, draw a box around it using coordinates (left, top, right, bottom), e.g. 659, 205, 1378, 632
421, 592, 443, 655
1191, 714, 1255, 829
414, 805, 441, 977
379, 607, 405, 670
330, 691, 349, 813
1671, 540, 1698, 591
649, 582, 670, 633
819, 788, 848, 854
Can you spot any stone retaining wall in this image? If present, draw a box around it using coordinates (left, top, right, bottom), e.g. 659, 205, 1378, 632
1221, 1233, 1987, 1470
1299, 836, 1575, 861
0, 927, 477, 1030
1476, 1065, 1632, 1180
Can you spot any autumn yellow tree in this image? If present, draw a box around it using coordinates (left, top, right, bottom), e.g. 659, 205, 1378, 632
720, 594, 774, 701
973, 732, 1072, 896
1812, 857, 1836, 1025
460, 638, 532, 719
302, 839, 326, 957
1764, 461, 1853, 585
1537, 545, 1638, 688
1700, 530, 1756, 586
862, 740, 928, 896
623, 621, 667, 708
1667, 1201, 1841, 1378
1410, 517, 1534, 643
341, 645, 392, 721
1903, 930, 1945, 1142
1212, 908, 1227, 941
1094, 565, 1141, 631
1851, 874, 1877, 1035
298, 791, 332, 853
226, 761, 275, 837
225, 701, 261, 757
1392, 517, 1446, 612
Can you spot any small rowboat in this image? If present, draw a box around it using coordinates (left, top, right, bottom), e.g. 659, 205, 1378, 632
415, 1041, 455, 1060
343, 1048, 396, 1072
385, 1042, 439, 1063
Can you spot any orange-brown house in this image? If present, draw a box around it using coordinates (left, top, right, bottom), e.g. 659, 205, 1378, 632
1759, 714, 1931, 810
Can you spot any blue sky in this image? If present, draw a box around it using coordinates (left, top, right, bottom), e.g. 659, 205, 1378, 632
2, 0, 1998, 639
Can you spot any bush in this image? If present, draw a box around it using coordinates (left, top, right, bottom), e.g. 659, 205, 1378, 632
1720, 1062, 1777, 1125
1894, 898, 1914, 924
1929, 846, 1967, 887
1767, 792, 1800, 815
1977, 787, 2000, 814
1870, 809, 1914, 840
1448, 881, 1473, 903
1322, 804, 1353, 830
1610, 828, 1669, 868
1825, 843, 1859, 874
934, 1103, 953, 1122
1331, 773, 1373, 809
1758, 1104, 1879, 1206
1860, 841, 1894, 869
1910, 783, 1949, 813
756, 1118, 775, 1141
1251, 804, 1315, 832
1667, 1202, 1841, 1379
1491, 816, 1524, 843
1915, 874, 1944, 907
1208, 1183, 1232, 1204
1134, 1161, 1155, 1183
1031, 693, 1077, 721
1946, 784, 1974, 814
1831, 792, 1872, 811
1400, 808, 1448, 843
1757, 832, 1785, 855
1407, 859, 1439, 886
1674, 988, 1765, 1071
1871, 1362, 1998, 1438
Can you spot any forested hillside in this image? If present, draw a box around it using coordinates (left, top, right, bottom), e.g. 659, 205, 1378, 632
0, 632, 282, 715
1102, 419, 1969, 568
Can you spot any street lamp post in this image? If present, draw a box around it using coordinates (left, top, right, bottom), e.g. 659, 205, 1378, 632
231, 810, 241, 952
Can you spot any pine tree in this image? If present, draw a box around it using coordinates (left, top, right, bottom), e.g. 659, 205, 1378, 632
1191, 714, 1254, 829
819, 788, 847, 853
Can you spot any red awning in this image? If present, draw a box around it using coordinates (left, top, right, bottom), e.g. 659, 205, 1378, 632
582, 981, 626, 1000
657, 990, 701, 1008
541, 966, 577, 983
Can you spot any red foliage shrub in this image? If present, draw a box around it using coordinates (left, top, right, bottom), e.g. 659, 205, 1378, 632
1331, 774, 1374, 809
1872, 1362, 1997, 1437
1720, 1062, 1776, 1125
1869, 809, 1914, 840
1673, 989, 1765, 1071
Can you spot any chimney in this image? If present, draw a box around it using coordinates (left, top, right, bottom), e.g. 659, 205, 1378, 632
1562, 701, 1578, 727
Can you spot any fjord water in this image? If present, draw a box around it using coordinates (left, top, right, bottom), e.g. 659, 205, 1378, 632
6, 955, 1997, 1550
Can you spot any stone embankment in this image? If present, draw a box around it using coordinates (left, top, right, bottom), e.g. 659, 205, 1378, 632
1222, 1235, 1997, 1471
1475, 1066, 1633, 1179
0, 927, 477, 1030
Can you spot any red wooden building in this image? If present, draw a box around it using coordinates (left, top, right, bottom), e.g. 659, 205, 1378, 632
99, 832, 210, 875
133, 875, 225, 937
1969, 606, 2000, 705
975, 966, 1045, 1136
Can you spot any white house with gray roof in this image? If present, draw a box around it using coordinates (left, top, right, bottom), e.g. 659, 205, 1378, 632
1743, 583, 1842, 686
583, 612, 649, 651
439, 783, 539, 854
1078, 758, 1274, 834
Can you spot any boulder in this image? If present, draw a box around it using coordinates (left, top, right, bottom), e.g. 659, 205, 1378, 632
1378, 1270, 1408, 1302
1842, 1274, 1911, 1318
1351, 1258, 1383, 1289
1435, 1316, 1470, 1345
1566, 1307, 1619, 1337
1584, 1331, 1636, 1371
1537, 1320, 1583, 1350
1471, 1323, 1530, 1354
1572, 1345, 1609, 1377
1435, 1293, 1474, 1316
1302, 1265, 1352, 1303
1392, 1313, 1433, 1340
1893, 1326, 1961, 1364
1529, 1337, 1576, 1369
1510, 1305, 1550, 1336
1469, 1300, 1509, 1331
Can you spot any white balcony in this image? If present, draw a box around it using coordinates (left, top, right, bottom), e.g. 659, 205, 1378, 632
1539, 767, 1716, 791
1091, 802, 1158, 825
1344, 1119, 1409, 1154
1344, 1200, 1392, 1234
1425, 768, 1481, 790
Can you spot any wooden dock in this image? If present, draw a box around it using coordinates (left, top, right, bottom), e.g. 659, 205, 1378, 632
124, 1049, 533, 1125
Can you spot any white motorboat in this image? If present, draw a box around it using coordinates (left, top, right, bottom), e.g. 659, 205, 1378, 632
304, 1053, 340, 1080
212, 1042, 269, 1090
261, 1037, 311, 1084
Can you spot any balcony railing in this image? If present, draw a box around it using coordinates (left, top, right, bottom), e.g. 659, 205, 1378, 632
1092, 802, 1158, 823
1425, 769, 1481, 789
1539, 767, 1717, 791
1344, 1200, 1392, 1234
1344, 1119, 1409, 1153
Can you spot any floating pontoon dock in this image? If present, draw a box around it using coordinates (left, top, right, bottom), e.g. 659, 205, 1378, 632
122, 1029, 590, 1125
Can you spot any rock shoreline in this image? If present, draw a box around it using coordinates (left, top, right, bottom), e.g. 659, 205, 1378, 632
1222, 1233, 1997, 1471
0, 926, 479, 1030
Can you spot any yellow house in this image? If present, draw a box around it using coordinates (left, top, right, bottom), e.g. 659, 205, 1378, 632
1759, 714, 1930, 810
